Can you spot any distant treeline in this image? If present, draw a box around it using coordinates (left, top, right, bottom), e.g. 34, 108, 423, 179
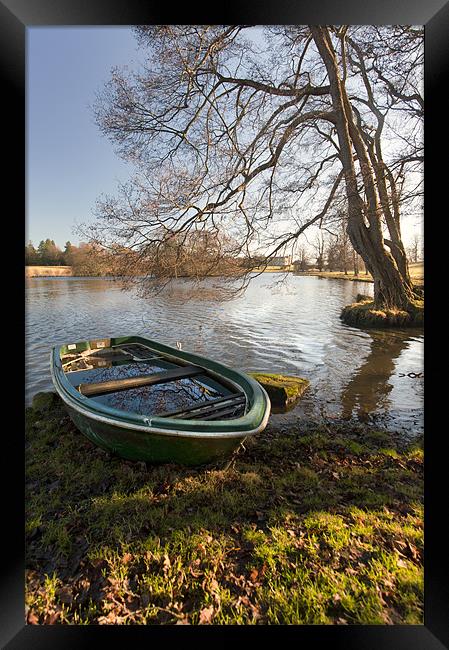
26, 239, 71, 266
25, 235, 365, 278
25, 232, 248, 279
25, 232, 422, 281
25, 240, 110, 276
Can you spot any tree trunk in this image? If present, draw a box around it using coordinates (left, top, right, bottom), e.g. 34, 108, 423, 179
311, 27, 417, 312
359, 243, 415, 311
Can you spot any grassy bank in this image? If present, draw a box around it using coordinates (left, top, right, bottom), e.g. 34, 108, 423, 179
340, 293, 424, 328
24, 262, 424, 286
307, 271, 373, 282
26, 394, 423, 625
26, 266, 72, 278
296, 262, 424, 286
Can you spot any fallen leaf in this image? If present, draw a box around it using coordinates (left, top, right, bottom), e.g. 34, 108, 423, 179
27, 610, 39, 625
98, 612, 118, 625
44, 610, 60, 625
163, 554, 171, 573
250, 568, 259, 582
250, 604, 262, 621
406, 540, 420, 561
199, 605, 214, 624
394, 539, 406, 549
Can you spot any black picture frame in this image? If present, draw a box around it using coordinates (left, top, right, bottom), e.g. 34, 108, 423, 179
4, 1, 447, 647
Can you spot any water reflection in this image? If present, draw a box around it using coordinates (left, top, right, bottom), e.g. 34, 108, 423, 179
63, 347, 223, 417
340, 329, 423, 421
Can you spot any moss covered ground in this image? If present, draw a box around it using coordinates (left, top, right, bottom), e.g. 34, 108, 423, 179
26, 394, 423, 625
340, 295, 424, 328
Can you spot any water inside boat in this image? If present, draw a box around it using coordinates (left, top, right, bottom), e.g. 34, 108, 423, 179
61, 342, 245, 420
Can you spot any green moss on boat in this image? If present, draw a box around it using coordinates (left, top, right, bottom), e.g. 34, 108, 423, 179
249, 373, 309, 412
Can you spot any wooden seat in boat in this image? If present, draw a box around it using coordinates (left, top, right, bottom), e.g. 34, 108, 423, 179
77, 365, 204, 397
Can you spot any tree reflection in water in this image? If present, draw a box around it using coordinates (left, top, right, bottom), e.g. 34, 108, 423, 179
340, 329, 422, 421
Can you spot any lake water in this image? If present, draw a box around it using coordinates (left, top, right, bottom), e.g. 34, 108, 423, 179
25, 274, 424, 434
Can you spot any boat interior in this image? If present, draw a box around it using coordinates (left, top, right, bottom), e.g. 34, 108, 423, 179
61, 340, 248, 421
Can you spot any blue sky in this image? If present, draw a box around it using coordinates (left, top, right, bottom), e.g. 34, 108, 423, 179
27, 27, 140, 248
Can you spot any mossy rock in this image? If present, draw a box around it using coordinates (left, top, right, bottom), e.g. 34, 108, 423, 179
31, 391, 60, 414
249, 372, 309, 412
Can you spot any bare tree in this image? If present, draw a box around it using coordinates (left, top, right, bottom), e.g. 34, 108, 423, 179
311, 231, 327, 272
352, 250, 365, 276
323, 208, 352, 273
293, 243, 310, 271
69, 242, 111, 276
85, 25, 423, 320
406, 232, 422, 264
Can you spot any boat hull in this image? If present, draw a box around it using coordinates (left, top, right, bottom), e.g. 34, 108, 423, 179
64, 402, 249, 465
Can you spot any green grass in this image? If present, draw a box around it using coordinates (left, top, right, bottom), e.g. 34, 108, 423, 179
299, 262, 423, 286
25, 394, 423, 625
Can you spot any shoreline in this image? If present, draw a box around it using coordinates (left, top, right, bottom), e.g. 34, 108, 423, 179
25, 263, 424, 286
295, 271, 373, 282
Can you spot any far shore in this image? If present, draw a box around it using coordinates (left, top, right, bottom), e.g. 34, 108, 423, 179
25, 261, 424, 285
25, 265, 72, 278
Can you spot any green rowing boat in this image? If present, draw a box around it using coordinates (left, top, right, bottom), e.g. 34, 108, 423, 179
50, 335, 271, 465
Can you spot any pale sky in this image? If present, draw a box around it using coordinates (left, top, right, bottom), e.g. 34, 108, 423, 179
27, 27, 139, 248
27, 26, 423, 252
